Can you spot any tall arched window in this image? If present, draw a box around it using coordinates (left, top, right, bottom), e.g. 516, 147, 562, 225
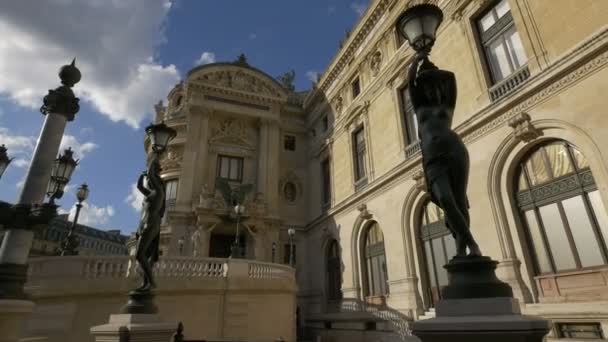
515, 140, 608, 275
420, 201, 457, 307
326, 240, 342, 300
363, 222, 389, 297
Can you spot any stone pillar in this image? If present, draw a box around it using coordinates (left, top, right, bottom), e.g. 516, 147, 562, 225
91, 314, 176, 342
266, 120, 280, 217
257, 119, 268, 196
0, 60, 80, 342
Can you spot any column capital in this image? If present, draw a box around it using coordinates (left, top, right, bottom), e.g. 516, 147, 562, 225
40, 59, 81, 121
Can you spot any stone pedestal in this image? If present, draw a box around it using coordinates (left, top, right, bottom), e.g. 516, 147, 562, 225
90, 314, 177, 342
0, 299, 35, 342
411, 256, 550, 342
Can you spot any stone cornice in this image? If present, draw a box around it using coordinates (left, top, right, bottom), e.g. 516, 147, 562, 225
189, 82, 286, 106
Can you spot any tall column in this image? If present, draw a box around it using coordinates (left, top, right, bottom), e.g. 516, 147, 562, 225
266, 120, 280, 217
257, 120, 268, 197
0, 60, 81, 342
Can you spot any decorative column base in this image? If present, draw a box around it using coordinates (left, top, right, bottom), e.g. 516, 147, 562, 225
0, 299, 35, 342
411, 256, 550, 342
91, 314, 176, 342
120, 290, 158, 314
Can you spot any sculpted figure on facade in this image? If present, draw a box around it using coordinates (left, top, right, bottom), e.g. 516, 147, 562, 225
191, 227, 201, 257
408, 54, 481, 257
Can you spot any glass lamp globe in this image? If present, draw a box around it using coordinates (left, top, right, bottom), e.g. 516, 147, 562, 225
397, 4, 444, 53
288, 228, 296, 237
234, 204, 245, 215
146, 122, 177, 154
76, 183, 89, 202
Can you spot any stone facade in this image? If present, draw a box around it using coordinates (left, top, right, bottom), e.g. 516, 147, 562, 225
149, 0, 608, 340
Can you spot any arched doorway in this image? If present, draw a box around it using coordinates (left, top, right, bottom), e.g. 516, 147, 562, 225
419, 200, 457, 308
326, 239, 342, 301
362, 222, 389, 301
514, 140, 608, 277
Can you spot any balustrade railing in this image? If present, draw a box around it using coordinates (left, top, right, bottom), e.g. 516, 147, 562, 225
26, 256, 294, 285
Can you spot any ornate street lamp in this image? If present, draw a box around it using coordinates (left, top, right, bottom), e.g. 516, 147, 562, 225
146, 121, 176, 154
272, 241, 277, 263
230, 204, 245, 258
122, 120, 176, 315
397, 3, 443, 55
0, 145, 13, 180
59, 183, 88, 256
288, 227, 295, 267
46, 148, 78, 204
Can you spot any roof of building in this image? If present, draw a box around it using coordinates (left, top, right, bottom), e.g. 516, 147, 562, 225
49, 214, 129, 244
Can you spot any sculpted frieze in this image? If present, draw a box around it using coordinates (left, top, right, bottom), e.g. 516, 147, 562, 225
195, 70, 282, 98
209, 118, 255, 148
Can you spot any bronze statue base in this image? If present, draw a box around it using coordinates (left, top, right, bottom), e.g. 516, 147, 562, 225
120, 289, 158, 314
441, 256, 513, 299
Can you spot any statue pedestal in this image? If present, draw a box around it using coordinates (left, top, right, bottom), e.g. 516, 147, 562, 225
411, 256, 550, 342
121, 289, 158, 314
90, 314, 176, 342
0, 299, 35, 342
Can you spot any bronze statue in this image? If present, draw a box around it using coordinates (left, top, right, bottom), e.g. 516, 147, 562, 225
134, 155, 165, 291
408, 54, 481, 258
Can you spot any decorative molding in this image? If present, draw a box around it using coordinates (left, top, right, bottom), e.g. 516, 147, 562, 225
357, 203, 372, 220
279, 171, 304, 204
194, 69, 283, 98
507, 112, 541, 143
370, 51, 382, 77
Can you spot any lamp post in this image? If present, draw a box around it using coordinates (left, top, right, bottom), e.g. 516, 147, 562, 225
59, 183, 89, 256
0, 59, 80, 301
230, 204, 245, 258
397, 5, 550, 341
271, 241, 277, 263
288, 227, 295, 267
0, 145, 12, 180
46, 148, 79, 204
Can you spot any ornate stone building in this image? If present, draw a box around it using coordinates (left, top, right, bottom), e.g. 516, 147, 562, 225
148, 0, 608, 340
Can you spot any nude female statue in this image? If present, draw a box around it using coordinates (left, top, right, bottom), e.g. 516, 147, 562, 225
134, 155, 165, 291
408, 54, 481, 258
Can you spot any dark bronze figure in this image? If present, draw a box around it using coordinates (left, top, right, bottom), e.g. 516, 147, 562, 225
408, 54, 481, 258
134, 155, 165, 292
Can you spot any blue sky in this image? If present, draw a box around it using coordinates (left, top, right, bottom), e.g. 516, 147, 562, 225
0, 1, 368, 233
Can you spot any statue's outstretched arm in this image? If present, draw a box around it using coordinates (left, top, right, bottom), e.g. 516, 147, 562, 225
137, 173, 151, 197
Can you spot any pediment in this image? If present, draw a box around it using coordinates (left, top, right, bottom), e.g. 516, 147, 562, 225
188, 64, 289, 101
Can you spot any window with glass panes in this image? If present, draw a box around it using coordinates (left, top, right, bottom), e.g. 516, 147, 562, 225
353, 127, 367, 182
363, 222, 389, 297
165, 179, 178, 201
420, 201, 456, 307
216, 155, 243, 182
400, 87, 418, 145
515, 140, 608, 275
476, 0, 528, 84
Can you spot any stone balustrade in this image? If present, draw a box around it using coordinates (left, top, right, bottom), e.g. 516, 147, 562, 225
26, 255, 294, 285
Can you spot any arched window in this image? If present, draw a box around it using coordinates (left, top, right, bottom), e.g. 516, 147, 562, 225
326, 240, 342, 300
419, 201, 457, 307
515, 140, 608, 275
363, 222, 389, 297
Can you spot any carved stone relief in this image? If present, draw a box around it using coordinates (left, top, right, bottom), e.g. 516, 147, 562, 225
370, 51, 382, 77
507, 112, 541, 143
279, 171, 303, 204
209, 118, 254, 148
195, 70, 282, 98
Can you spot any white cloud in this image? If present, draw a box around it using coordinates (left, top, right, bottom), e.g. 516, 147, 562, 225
59, 134, 98, 160
194, 52, 216, 66
125, 182, 145, 212
60, 201, 115, 227
12, 159, 29, 168
350, 2, 367, 16
306, 70, 320, 83
0, 128, 36, 156
0, 0, 180, 129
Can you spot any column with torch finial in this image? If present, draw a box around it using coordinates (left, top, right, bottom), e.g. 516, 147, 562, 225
0, 59, 80, 300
